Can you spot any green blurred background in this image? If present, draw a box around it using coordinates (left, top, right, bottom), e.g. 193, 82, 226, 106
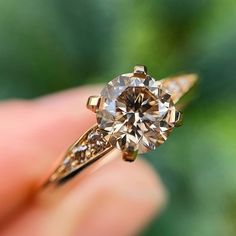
0, 0, 236, 235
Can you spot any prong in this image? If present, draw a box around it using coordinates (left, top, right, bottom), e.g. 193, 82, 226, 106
133, 65, 147, 77
175, 110, 183, 127
87, 96, 103, 112
122, 150, 138, 162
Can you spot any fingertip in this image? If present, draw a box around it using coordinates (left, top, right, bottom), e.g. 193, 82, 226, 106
69, 157, 167, 236
35, 85, 103, 108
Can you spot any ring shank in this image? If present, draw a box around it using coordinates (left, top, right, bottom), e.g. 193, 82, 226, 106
43, 125, 113, 186
160, 73, 198, 105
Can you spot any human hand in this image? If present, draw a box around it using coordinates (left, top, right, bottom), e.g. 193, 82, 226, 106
0, 86, 166, 236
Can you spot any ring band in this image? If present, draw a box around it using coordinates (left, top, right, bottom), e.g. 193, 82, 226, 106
42, 66, 198, 187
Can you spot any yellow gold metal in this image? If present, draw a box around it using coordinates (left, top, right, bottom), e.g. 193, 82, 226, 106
122, 150, 138, 162
175, 111, 183, 127
43, 67, 198, 188
133, 65, 147, 77
87, 96, 103, 112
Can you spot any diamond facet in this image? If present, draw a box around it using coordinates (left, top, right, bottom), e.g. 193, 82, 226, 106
96, 73, 178, 154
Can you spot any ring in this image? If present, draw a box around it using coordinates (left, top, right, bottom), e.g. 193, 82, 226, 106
43, 65, 198, 187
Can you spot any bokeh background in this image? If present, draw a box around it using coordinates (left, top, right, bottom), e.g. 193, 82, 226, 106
0, 0, 236, 235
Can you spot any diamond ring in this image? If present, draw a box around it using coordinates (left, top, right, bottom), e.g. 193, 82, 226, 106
44, 65, 198, 186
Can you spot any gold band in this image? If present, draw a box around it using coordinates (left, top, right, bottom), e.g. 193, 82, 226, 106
43, 73, 198, 187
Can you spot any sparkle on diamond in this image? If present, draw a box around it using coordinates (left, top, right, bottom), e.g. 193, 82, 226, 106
97, 74, 176, 153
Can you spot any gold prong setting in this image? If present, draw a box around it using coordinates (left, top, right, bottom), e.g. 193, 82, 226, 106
133, 65, 147, 77
122, 150, 138, 162
94, 65, 182, 156
87, 96, 104, 113
175, 111, 183, 127
85, 66, 196, 162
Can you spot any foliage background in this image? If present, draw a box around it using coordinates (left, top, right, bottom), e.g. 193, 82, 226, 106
0, 0, 236, 235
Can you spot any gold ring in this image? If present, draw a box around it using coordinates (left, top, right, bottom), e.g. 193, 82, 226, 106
42, 65, 198, 188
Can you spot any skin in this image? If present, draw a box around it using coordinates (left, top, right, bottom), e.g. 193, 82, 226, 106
0, 86, 166, 236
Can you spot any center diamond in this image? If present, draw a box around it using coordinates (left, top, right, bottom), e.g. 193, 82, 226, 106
97, 74, 176, 154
